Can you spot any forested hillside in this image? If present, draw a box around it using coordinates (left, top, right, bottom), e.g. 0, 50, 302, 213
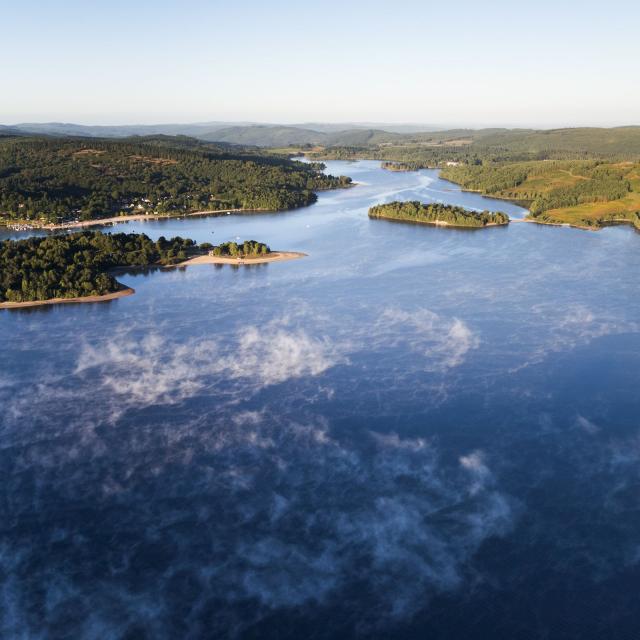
0, 136, 351, 224
441, 160, 640, 229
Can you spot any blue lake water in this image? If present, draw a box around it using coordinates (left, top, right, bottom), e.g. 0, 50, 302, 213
1, 161, 640, 638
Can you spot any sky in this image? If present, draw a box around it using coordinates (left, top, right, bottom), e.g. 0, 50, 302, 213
2, 0, 640, 128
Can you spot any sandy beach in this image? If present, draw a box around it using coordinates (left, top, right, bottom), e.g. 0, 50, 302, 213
174, 251, 307, 267
0, 287, 135, 310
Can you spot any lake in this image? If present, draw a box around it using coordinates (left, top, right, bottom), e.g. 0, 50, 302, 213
1, 161, 639, 639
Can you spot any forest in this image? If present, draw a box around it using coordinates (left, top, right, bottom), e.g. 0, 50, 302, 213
0, 231, 204, 303
440, 161, 631, 210
368, 201, 509, 228
0, 136, 352, 224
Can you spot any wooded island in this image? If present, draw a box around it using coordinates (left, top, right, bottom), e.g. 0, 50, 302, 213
368, 201, 509, 228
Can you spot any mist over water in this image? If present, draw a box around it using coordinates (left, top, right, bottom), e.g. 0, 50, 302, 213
1, 162, 640, 638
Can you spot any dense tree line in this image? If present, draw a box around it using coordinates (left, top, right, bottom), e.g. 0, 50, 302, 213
368, 201, 509, 227
381, 162, 428, 172
209, 240, 270, 257
0, 231, 202, 302
440, 163, 530, 194
309, 144, 591, 167
0, 137, 352, 224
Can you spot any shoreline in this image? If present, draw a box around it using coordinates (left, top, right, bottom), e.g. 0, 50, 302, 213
522, 217, 589, 230
22, 208, 276, 231
4, 185, 356, 233
369, 215, 509, 230
0, 286, 135, 310
522, 216, 640, 232
173, 251, 307, 267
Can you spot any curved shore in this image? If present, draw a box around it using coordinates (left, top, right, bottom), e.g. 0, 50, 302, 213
0, 286, 135, 310
29, 208, 275, 231
370, 214, 508, 229
174, 251, 307, 267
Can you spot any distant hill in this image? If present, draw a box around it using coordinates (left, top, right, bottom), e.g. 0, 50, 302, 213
10, 122, 248, 139
199, 125, 326, 147
8, 122, 399, 144
291, 122, 445, 134
471, 127, 640, 156
2, 121, 451, 147
3, 122, 640, 156
193, 125, 640, 154
326, 129, 403, 146
0, 125, 27, 137
199, 126, 405, 147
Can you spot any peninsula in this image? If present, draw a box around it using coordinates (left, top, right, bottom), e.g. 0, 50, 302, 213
368, 201, 509, 228
0, 232, 302, 308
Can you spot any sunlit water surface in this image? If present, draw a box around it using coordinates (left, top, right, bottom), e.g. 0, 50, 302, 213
1, 162, 639, 639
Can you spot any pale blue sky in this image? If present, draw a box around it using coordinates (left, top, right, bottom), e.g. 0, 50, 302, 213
3, 0, 639, 127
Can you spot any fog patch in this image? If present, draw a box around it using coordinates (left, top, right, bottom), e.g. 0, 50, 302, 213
73, 319, 344, 413
0, 416, 515, 637
376, 308, 480, 371
512, 303, 638, 371
224, 323, 342, 386
76, 333, 219, 408
575, 414, 600, 434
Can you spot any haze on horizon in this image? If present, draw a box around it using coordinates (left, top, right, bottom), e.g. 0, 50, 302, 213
3, 0, 639, 129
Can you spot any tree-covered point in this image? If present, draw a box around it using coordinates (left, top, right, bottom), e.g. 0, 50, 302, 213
0, 231, 204, 303
210, 240, 270, 257
0, 136, 352, 224
369, 201, 509, 227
